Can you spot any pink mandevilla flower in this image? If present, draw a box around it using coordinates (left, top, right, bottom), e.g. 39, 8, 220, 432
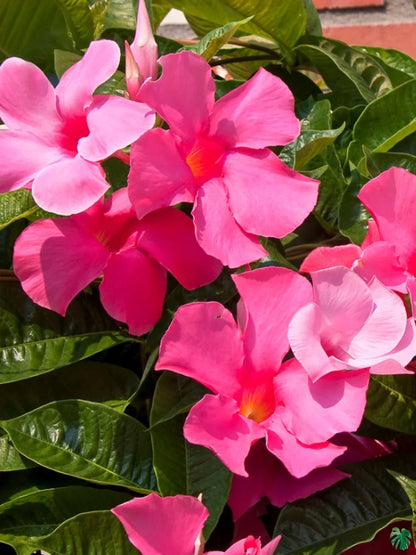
0, 39, 155, 215
128, 50, 319, 267
288, 265, 416, 382
156, 266, 369, 477
111, 492, 280, 555
13, 189, 222, 336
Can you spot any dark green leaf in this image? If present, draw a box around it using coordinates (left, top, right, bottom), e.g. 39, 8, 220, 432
56, 0, 95, 47
357, 46, 416, 81
390, 472, 416, 548
364, 149, 416, 178
338, 170, 369, 243
0, 430, 35, 472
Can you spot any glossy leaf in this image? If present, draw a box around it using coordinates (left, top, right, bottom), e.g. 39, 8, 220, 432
0, 430, 35, 472
0, 191, 38, 231
364, 149, 416, 178
0, 282, 133, 383
1, 400, 156, 493
55, 0, 94, 47
391, 472, 416, 548
338, 170, 369, 244
357, 46, 416, 81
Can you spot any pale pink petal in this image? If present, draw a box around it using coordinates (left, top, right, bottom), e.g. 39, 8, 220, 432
136, 207, 222, 289
209, 67, 299, 149
369, 359, 414, 376
357, 242, 407, 291
0, 131, 64, 192
266, 419, 346, 478
300, 244, 362, 273
192, 179, 266, 267
408, 275, 416, 315
156, 302, 244, 396
13, 218, 108, 315
223, 149, 319, 238
139, 51, 215, 145
0, 58, 62, 135
184, 394, 264, 477
233, 267, 312, 372
367, 318, 416, 373
99, 247, 166, 336
78, 94, 155, 161
111, 493, 208, 555
56, 40, 120, 118
261, 537, 281, 555
276, 359, 369, 444
32, 155, 109, 215
128, 128, 196, 219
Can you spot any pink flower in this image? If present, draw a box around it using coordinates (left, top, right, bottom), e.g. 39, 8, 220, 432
128, 50, 319, 267
125, 0, 158, 100
13, 189, 222, 336
288, 266, 416, 382
111, 492, 280, 555
156, 266, 369, 477
0, 40, 155, 215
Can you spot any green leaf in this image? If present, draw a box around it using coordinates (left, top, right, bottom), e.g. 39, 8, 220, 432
0, 191, 38, 231
274, 452, 416, 554
0, 430, 35, 471
0, 282, 133, 383
364, 149, 416, 178
56, 0, 95, 47
390, 472, 416, 548
0, 485, 133, 554
100, 0, 137, 31
296, 36, 392, 107
338, 170, 369, 244
302, 0, 321, 36
357, 46, 416, 81
1, 400, 156, 493
353, 79, 416, 152
365, 375, 416, 434
0, 361, 140, 420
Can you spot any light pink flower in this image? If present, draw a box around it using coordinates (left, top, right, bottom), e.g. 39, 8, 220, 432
128, 50, 319, 267
13, 189, 222, 336
0, 40, 155, 215
288, 266, 416, 382
111, 492, 280, 555
156, 266, 369, 477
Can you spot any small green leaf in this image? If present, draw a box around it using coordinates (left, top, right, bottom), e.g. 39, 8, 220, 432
364, 149, 416, 178
390, 472, 416, 549
0, 191, 38, 231
338, 170, 369, 244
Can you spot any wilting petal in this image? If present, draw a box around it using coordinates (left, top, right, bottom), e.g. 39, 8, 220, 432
277, 359, 369, 444
223, 149, 318, 239
193, 179, 266, 267
209, 67, 299, 149
184, 394, 264, 477
13, 218, 108, 315
56, 40, 120, 118
156, 302, 244, 396
112, 493, 208, 555
0, 131, 64, 192
233, 267, 312, 372
300, 244, 362, 273
79, 94, 155, 161
0, 58, 61, 136
139, 51, 215, 146
136, 207, 222, 289
32, 154, 109, 215
129, 128, 196, 218
100, 247, 166, 336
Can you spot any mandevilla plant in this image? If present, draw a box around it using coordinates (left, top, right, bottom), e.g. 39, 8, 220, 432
2, 0, 416, 554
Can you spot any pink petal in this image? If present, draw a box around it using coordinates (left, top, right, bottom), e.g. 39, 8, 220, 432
192, 179, 266, 267
99, 247, 166, 336
56, 40, 120, 118
368, 318, 416, 373
129, 0, 158, 83
128, 128, 196, 219
0, 58, 62, 136
0, 131, 64, 192
300, 244, 362, 273
13, 218, 108, 315
111, 493, 208, 555
78, 94, 155, 162
139, 51, 215, 146
233, 267, 312, 372
358, 242, 407, 291
156, 302, 244, 396
136, 207, 222, 289
223, 149, 319, 238
184, 394, 264, 477
361, 218, 380, 248
276, 359, 369, 444
209, 67, 299, 149
32, 154, 109, 215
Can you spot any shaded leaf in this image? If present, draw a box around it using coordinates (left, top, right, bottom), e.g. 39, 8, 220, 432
364, 149, 416, 178
391, 472, 416, 548
0, 430, 35, 472
56, 0, 95, 47
338, 170, 369, 244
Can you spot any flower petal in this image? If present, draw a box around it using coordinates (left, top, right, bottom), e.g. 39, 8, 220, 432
192, 179, 266, 267
13, 218, 108, 315
99, 247, 166, 336
184, 394, 264, 477
128, 128, 196, 219
358, 241, 407, 291
79, 94, 155, 162
139, 51, 215, 146
233, 267, 312, 372
156, 302, 244, 396
209, 67, 299, 149
112, 493, 208, 555
300, 244, 362, 274
223, 148, 319, 238
136, 207, 222, 289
